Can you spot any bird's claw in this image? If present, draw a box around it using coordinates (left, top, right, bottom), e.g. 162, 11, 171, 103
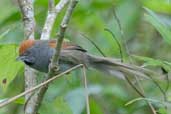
53, 65, 60, 75
49, 63, 60, 75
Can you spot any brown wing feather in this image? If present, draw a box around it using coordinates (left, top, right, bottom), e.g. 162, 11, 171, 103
48, 40, 87, 52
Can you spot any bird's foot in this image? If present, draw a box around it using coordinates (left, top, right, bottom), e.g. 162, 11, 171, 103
49, 63, 60, 75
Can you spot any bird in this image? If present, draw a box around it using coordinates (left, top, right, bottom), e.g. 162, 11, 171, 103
17, 39, 151, 79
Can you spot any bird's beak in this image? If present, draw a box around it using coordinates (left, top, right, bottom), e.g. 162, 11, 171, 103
16, 56, 25, 61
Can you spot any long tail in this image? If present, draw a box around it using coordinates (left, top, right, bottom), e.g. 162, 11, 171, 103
87, 54, 154, 79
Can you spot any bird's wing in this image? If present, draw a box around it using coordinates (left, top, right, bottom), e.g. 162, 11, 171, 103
48, 40, 87, 52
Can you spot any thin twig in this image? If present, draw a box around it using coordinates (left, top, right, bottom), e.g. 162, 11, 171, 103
0, 64, 83, 108
40, 0, 69, 40
148, 75, 169, 105
112, 9, 129, 57
82, 66, 90, 114
162, 68, 170, 103
123, 71, 156, 114
164, 73, 169, 112
164, 73, 170, 94
80, 33, 106, 57
104, 28, 123, 62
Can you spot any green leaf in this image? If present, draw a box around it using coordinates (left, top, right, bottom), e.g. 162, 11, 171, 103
0, 12, 20, 27
89, 99, 103, 114
0, 23, 24, 45
142, 0, 171, 14
0, 97, 25, 105
0, 44, 23, 90
65, 88, 86, 114
54, 97, 73, 114
125, 97, 144, 106
125, 97, 166, 106
132, 55, 171, 72
144, 8, 171, 44
158, 108, 167, 114
14, 97, 25, 104
0, 29, 10, 40
40, 96, 73, 114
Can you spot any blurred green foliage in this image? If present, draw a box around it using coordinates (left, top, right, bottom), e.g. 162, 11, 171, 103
0, 0, 171, 114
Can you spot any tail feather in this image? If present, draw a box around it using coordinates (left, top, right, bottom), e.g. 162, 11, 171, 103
87, 54, 151, 79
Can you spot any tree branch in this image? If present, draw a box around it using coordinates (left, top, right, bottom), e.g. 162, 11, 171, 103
24, 0, 78, 113
17, 0, 37, 114
40, 0, 69, 40
18, 0, 35, 39
0, 64, 83, 108
52, 0, 78, 65
48, 0, 55, 12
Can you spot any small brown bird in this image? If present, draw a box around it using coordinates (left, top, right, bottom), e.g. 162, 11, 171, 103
17, 39, 149, 79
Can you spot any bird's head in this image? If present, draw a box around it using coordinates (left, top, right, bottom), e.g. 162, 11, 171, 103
18, 39, 36, 65
17, 39, 55, 72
